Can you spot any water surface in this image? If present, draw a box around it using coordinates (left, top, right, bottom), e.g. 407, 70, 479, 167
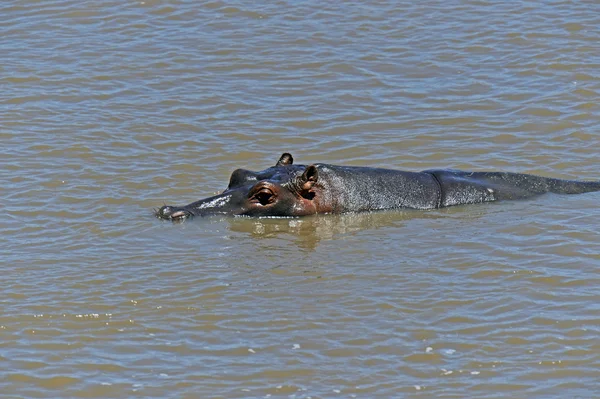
2, 1, 600, 398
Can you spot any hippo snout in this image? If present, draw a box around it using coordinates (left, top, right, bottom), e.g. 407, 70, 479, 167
155, 205, 192, 221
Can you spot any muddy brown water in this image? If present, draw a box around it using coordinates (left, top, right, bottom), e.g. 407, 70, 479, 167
2, 1, 600, 398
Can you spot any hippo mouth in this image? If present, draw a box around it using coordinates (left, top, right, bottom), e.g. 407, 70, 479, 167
155, 206, 193, 221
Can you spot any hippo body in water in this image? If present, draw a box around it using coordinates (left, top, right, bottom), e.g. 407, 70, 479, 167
156, 153, 600, 221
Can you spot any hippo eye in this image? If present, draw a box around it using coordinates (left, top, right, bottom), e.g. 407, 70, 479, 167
252, 188, 275, 206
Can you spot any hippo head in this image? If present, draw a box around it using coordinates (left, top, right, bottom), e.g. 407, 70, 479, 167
156, 153, 320, 221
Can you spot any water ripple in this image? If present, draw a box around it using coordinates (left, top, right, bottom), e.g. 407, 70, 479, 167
3, 0, 600, 397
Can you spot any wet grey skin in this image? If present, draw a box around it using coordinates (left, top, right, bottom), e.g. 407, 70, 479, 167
155, 153, 600, 221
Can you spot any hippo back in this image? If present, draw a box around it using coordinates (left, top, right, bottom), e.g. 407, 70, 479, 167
314, 164, 440, 212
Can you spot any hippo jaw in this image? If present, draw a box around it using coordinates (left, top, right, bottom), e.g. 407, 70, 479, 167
156, 191, 243, 221
155, 163, 320, 221
155, 205, 194, 221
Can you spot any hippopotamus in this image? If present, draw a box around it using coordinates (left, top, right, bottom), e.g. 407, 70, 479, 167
156, 153, 600, 221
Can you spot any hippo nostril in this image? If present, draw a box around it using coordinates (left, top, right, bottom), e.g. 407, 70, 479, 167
156, 205, 192, 221
155, 206, 173, 219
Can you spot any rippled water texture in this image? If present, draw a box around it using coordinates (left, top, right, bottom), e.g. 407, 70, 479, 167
3, 1, 600, 398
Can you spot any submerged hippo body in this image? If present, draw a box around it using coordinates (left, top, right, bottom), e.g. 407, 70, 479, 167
156, 153, 600, 221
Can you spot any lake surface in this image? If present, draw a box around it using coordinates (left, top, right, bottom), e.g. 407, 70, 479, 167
3, 1, 600, 398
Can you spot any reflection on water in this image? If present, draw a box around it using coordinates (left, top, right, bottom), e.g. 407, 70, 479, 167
3, 0, 600, 397
226, 210, 441, 250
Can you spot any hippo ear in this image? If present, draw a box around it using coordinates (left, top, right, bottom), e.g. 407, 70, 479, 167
299, 164, 318, 191
276, 153, 293, 166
